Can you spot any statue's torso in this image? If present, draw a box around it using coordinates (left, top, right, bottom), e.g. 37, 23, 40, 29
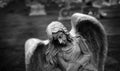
60, 37, 81, 62
58, 37, 83, 71
58, 37, 97, 71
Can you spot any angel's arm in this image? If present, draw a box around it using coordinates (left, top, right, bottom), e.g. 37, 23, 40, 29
77, 37, 91, 66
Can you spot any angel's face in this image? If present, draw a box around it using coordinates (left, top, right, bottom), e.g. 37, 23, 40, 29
52, 31, 67, 45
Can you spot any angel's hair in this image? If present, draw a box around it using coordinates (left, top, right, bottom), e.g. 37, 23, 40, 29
46, 21, 68, 39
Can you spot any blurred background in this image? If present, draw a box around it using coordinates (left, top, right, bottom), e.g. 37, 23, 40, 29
0, 0, 120, 71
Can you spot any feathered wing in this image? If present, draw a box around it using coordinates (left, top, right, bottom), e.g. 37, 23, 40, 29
25, 38, 49, 71
70, 13, 108, 71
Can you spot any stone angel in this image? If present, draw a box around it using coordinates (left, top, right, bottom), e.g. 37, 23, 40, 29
25, 13, 108, 71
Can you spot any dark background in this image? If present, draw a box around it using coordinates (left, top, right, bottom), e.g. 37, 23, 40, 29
0, 0, 120, 71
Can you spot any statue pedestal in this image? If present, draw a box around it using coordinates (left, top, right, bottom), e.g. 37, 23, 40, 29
29, 3, 46, 16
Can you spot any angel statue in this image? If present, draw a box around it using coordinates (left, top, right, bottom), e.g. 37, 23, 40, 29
25, 13, 107, 71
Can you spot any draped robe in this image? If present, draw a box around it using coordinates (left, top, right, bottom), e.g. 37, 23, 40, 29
56, 36, 97, 71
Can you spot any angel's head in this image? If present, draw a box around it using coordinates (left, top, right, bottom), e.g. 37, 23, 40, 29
46, 21, 72, 45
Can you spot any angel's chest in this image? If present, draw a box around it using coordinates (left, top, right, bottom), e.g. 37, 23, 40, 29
59, 41, 81, 61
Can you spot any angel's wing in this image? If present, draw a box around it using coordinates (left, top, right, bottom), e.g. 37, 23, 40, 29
25, 38, 49, 71
70, 13, 108, 71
